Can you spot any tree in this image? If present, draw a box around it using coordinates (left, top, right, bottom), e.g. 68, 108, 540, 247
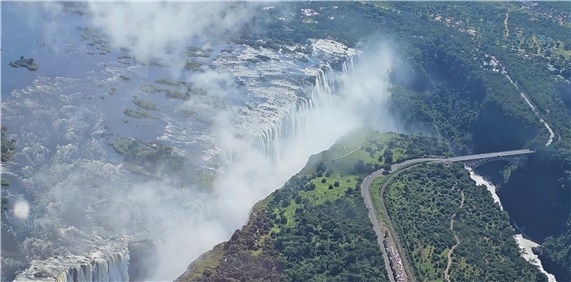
382, 164, 392, 172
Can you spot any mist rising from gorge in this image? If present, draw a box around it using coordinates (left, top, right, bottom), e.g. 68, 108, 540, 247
3, 2, 405, 280
146, 41, 401, 279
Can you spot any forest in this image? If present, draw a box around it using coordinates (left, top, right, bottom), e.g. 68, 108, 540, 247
179, 131, 451, 281
383, 163, 546, 281
179, 130, 549, 281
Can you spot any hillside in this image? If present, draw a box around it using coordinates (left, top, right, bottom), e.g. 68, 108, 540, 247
177, 130, 546, 281
380, 163, 546, 281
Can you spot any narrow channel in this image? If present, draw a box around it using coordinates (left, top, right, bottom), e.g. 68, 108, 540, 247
466, 167, 557, 282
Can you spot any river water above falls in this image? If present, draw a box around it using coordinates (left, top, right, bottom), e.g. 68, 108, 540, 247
2, 3, 405, 281
466, 167, 557, 282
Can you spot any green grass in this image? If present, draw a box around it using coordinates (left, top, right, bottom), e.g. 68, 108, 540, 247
155, 78, 182, 86
123, 108, 156, 119
164, 89, 190, 100
370, 177, 387, 221
133, 98, 159, 111
185, 61, 204, 71
181, 242, 225, 280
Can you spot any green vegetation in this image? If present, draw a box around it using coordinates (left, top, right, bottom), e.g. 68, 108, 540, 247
383, 163, 547, 281
184, 61, 203, 71
123, 108, 156, 119
164, 89, 191, 100
140, 80, 192, 100
251, 2, 569, 278
178, 243, 225, 281
535, 218, 571, 282
110, 137, 184, 175
8, 56, 38, 70
181, 131, 510, 281
1, 126, 15, 212
155, 78, 184, 86
1, 126, 16, 163
133, 98, 159, 111
77, 26, 111, 55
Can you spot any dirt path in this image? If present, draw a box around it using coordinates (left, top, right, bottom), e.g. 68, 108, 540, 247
444, 190, 465, 282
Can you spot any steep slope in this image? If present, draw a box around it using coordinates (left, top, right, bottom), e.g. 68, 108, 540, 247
177, 130, 451, 281
178, 130, 548, 281
381, 163, 547, 281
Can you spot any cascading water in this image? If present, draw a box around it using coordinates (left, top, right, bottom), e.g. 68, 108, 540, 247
258, 58, 355, 162
3, 7, 363, 278
14, 247, 130, 282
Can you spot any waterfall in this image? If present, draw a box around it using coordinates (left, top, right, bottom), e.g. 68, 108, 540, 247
258, 57, 354, 161
14, 249, 130, 282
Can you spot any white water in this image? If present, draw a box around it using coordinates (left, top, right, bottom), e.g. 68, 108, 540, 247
467, 167, 556, 281
14, 247, 130, 282
514, 234, 557, 282
466, 167, 503, 209
258, 63, 340, 162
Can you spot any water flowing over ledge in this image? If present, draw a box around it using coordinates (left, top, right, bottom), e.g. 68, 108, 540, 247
14, 239, 130, 282
4, 36, 363, 280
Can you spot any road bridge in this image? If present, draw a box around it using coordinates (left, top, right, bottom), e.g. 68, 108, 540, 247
444, 149, 534, 169
362, 148, 534, 282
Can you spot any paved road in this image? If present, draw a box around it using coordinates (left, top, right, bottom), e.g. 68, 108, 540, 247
361, 170, 395, 282
446, 149, 534, 162
362, 168, 418, 282
361, 148, 534, 281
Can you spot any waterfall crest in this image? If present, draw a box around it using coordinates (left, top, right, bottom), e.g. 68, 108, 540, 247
258, 56, 355, 161
14, 247, 129, 282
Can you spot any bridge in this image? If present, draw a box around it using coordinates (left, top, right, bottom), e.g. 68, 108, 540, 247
387, 149, 535, 172
445, 149, 534, 169
362, 148, 535, 282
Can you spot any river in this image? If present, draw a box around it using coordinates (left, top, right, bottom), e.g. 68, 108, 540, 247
466, 167, 557, 282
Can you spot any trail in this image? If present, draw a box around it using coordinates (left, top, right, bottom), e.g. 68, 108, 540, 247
445, 190, 464, 282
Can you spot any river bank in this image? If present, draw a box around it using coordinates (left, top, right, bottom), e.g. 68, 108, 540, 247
466, 167, 556, 282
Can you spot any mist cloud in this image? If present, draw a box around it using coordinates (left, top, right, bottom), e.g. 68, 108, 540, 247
148, 40, 401, 280
87, 2, 257, 66
7, 2, 405, 280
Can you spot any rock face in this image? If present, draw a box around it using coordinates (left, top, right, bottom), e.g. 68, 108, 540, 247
127, 239, 159, 281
